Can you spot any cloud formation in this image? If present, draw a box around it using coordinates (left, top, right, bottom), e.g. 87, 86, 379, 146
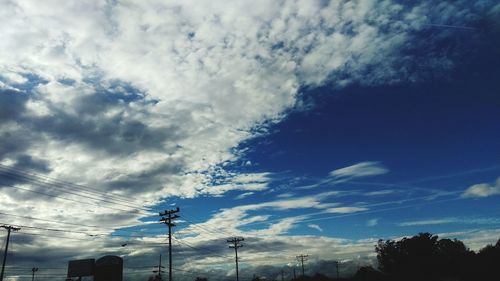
462, 177, 500, 198
329, 162, 389, 180
0, 0, 498, 279
308, 224, 323, 232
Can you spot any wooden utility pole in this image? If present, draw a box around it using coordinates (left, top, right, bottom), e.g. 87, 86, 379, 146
227, 237, 244, 281
335, 261, 339, 279
296, 255, 308, 276
153, 254, 165, 280
0, 225, 20, 281
160, 207, 180, 281
31, 267, 38, 281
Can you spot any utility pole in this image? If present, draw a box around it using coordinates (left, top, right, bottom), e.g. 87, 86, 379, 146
31, 267, 38, 281
335, 261, 339, 279
227, 237, 244, 281
0, 225, 20, 281
296, 255, 308, 277
153, 255, 165, 280
160, 207, 180, 281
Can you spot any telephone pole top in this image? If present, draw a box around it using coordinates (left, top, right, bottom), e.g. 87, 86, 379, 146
1, 225, 20, 281
160, 207, 180, 281
296, 254, 308, 277
227, 237, 244, 281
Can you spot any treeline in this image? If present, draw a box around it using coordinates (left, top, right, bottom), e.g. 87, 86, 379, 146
259, 233, 500, 281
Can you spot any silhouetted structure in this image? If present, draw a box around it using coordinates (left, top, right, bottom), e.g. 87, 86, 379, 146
94, 255, 123, 281
0, 225, 20, 281
67, 259, 95, 279
228, 237, 244, 281
296, 254, 308, 276
160, 207, 180, 281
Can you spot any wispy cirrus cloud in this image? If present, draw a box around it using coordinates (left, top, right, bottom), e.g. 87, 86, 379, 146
308, 224, 323, 232
326, 207, 369, 214
399, 217, 500, 226
329, 162, 389, 180
235, 192, 255, 200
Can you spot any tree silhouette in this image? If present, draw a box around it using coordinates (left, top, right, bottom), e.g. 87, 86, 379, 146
353, 266, 384, 281
375, 232, 500, 281
476, 238, 500, 281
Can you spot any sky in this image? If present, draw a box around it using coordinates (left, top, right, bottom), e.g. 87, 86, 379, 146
0, 0, 500, 280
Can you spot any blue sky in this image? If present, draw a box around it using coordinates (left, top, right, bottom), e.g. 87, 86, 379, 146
1, 1, 500, 280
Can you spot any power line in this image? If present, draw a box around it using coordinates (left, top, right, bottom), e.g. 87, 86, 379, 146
181, 212, 237, 237
0, 211, 122, 230
0, 171, 150, 215
0, 164, 150, 209
0, 182, 139, 214
0, 221, 171, 240
171, 236, 232, 260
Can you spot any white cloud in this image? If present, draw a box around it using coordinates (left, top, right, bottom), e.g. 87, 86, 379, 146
400, 218, 458, 226
0, 0, 496, 278
308, 224, 323, 232
329, 162, 389, 180
235, 192, 254, 200
326, 207, 369, 214
462, 177, 500, 198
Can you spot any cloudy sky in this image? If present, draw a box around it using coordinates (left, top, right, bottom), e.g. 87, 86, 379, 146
1, 0, 500, 280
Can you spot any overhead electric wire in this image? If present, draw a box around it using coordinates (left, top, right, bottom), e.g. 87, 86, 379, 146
0, 164, 149, 208
172, 236, 232, 259
0, 221, 170, 240
0, 211, 109, 229
0, 182, 138, 213
0, 167, 152, 214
